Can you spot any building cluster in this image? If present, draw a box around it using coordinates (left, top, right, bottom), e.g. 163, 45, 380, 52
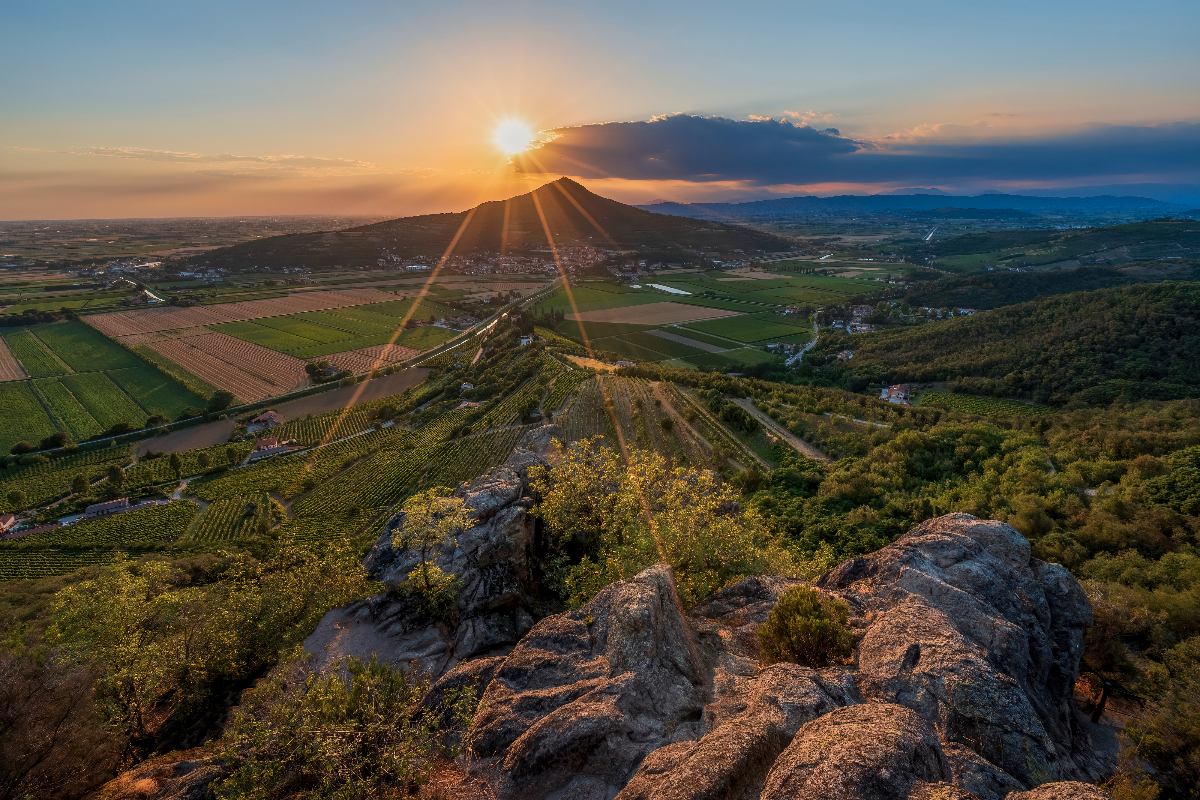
879, 384, 912, 405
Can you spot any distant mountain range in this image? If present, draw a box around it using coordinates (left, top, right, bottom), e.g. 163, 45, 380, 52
640, 193, 1183, 222
189, 178, 791, 270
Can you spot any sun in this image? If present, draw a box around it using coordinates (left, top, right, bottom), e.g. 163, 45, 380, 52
492, 118, 536, 156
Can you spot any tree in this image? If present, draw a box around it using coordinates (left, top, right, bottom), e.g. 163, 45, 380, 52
6, 490, 26, 508
168, 453, 183, 480
531, 437, 794, 606
105, 465, 125, 491
757, 586, 856, 667
46, 546, 371, 753
196, 452, 212, 470
70, 474, 89, 495
393, 488, 471, 611
207, 390, 235, 413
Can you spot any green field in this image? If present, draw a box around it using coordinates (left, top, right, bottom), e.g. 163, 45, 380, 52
680, 312, 810, 343
0, 322, 205, 452
214, 298, 459, 358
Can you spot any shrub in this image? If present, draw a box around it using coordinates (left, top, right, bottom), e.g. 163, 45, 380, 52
757, 585, 855, 667
214, 656, 475, 800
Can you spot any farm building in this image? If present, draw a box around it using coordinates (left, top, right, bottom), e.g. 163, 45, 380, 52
0, 513, 16, 533
247, 410, 283, 433
83, 498, 130, 519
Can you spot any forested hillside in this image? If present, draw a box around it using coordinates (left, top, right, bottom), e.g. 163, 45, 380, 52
901, 265, 1199, 310
809, 282, 1200, 404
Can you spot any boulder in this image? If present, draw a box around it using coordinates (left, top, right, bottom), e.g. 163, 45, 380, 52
1005, 783, 1113, 800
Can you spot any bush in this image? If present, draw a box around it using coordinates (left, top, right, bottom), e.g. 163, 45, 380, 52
757, 586, 855, 667
213, 656, 474, 800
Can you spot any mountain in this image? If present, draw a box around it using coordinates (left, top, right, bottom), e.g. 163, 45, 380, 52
187, 178, 791, 270
641, 192, 1181, 222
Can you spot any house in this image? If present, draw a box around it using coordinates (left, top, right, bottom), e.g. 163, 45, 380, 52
405, 264, 430, 272
83, 498, 130, 519
460, 382, 475, 393
0, 513, 16, 533
837, 350, 855, 361
879, 384, 911, 405
246, 410, 283, 433
518, 335, 533, 346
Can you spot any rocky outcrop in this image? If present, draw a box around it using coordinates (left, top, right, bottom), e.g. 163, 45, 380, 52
91, 751, 222, 800
459, 513, 1113, 800
819, 513, 1103, 785
303, 426, 558, 676
466, 564, 709, 800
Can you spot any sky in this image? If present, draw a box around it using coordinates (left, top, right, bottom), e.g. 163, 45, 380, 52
2, 0, 1198, 219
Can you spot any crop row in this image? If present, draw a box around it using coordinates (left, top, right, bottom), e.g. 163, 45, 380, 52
185, 494, 277, 544
8, 501, 198, 551
0, 445, 132, 511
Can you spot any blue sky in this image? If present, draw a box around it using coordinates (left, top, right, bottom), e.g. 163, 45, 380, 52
2, 0, 1198, 217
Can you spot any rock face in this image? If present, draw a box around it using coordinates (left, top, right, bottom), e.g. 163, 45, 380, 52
304, 425, 557, 676
459, 513, 1113, 800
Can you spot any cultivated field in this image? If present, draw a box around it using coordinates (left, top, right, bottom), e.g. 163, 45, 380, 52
85, 287, 399, 338
567, 301, 739, 325
0, 321, 205, 451
144, 331, 308, 403
0, 337, 27, 381
324, 343, 419, 373
213, 297, 458, 359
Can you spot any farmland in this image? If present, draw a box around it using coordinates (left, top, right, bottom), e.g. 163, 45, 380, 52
0, 321, 205, 452
84, 287, 399, 339
213, 297, 459, 359
531, 273, 868, 371
143, 331, 309, 403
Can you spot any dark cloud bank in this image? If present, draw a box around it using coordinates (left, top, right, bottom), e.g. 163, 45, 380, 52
515, 114, 1200, 194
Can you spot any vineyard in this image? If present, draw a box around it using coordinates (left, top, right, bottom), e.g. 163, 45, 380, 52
0, 321, 205, 452
915, 390, 1049, 418
184, 494, 279, 544
0, 501, 198, 580
0, 444, 131, 511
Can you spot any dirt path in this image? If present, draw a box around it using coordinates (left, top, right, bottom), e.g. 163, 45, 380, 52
733, 397, 830, 463
650, 382, 714, 460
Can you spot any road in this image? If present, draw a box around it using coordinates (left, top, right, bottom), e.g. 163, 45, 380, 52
732, 397, 829, 463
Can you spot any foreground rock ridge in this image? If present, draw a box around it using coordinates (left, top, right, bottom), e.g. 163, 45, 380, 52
455, 512, 1112, 800
98, 433, 1115, 800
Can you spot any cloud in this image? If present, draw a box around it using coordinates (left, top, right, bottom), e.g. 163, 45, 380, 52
515, 115, 1200, 190
68, 146, 376, 173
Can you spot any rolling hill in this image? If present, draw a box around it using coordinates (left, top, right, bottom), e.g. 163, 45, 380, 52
810, 282, 1200, 405
642, 193, 1181, 222
188, 178, 791, 270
